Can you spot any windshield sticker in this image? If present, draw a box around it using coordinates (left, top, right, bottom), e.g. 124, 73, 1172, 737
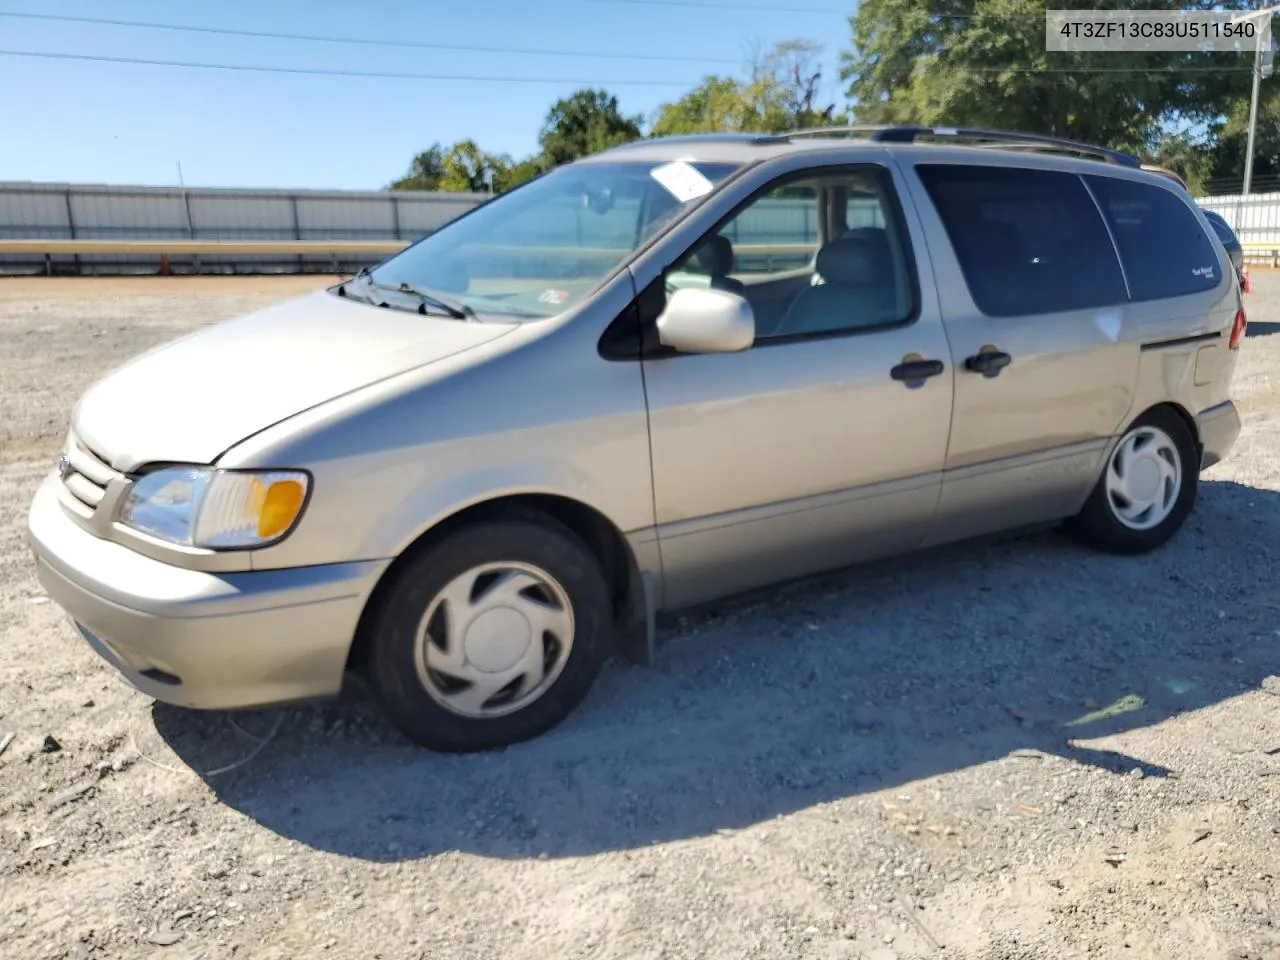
538, 289, 570, 305
1192, 265, 1216, 279
650, 161, 715, 203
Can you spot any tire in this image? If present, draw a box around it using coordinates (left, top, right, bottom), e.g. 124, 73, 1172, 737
365, 515, 612, 752
1066, 407, 1199, 555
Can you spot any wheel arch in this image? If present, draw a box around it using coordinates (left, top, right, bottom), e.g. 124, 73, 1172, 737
346, 493, 651, 675
1128, 400, 1201, 453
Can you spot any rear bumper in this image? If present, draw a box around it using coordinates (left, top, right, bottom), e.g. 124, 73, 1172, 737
1196, 400, 1241, 470
27, 473, 386, 709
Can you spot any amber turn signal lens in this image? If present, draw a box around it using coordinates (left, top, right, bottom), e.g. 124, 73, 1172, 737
258, 479, 307, 539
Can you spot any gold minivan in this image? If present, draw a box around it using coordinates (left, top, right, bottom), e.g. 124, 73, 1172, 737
28, 127, 1245, 751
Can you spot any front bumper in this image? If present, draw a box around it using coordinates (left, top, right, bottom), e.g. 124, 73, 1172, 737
1196, 400, 1242, 470
27, 473, 386, 709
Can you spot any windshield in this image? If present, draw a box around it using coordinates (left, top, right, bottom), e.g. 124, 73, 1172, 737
368, 160, 740, 321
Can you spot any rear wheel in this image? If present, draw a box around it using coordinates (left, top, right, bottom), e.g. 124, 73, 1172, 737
365, 516, 611, 752
1067, 407, 1198, 554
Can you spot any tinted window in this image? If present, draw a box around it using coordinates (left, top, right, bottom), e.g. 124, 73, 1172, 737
1201, 210, 1239, 249
1086, 176, 1223, 301
917, 165, 1128, 317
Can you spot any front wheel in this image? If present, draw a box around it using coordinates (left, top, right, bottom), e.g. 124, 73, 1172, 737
1066, 408, 1199, 555
365, 516, 612, 752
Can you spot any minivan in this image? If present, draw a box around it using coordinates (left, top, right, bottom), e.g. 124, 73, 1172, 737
28, 126, 1245, 752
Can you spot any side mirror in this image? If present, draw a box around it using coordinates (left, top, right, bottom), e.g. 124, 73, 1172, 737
656, 286, 755, 354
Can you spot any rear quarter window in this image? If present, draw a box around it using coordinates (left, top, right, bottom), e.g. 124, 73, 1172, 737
1085, 175, 1223, 301
916, 164, 1128, 318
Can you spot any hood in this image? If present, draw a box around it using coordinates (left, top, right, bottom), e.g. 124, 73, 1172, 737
73, 289, 515, 471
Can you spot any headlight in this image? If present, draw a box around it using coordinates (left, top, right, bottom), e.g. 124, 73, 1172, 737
119, 467, 310, 549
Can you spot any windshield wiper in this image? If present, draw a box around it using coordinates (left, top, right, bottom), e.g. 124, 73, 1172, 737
371, 280, 475, 320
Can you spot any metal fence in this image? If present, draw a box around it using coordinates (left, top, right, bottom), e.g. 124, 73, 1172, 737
1196, 192, 1280, 245
0, 181, 487, 275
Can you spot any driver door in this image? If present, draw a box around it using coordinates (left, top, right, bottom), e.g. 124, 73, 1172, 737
640, 165, 955, 609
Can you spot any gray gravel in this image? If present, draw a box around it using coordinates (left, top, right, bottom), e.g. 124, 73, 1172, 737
1, 274, 1279, 960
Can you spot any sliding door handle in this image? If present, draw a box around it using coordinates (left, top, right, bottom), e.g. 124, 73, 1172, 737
964, 350, 1012, 376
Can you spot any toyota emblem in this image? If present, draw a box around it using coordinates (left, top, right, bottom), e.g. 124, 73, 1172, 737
57, 454, 72, 479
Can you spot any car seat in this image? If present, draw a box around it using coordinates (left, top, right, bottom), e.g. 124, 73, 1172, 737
693, 235, 747, 296
776, 231, 898, 336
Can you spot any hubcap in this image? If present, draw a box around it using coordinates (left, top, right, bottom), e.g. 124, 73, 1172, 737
1105, 425, 1182, 531
414, 562, 575, 719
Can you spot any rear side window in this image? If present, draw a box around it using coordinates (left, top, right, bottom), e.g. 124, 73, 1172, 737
1085, 176, 1222, 301
917, 165, 1128, 317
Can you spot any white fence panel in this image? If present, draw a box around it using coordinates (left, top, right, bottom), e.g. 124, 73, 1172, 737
1196, 192, 1280, 245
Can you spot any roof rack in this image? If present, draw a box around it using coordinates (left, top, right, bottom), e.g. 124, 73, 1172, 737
786, 125, 1140, 168
631, 132, 790, 147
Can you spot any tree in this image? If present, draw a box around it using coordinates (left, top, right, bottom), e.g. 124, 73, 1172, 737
753, 39, 841, 129
651, 76, 762, 135
389, 140, 516, 193
1206, 86, 1280, 192
496, 156, 546, 192
538, 89, 644, 167
651, 39, 842, 136
387, 143, 446, 191
840, 0, 1255, 154
1144, 131, 1213, 195
437, 140, 512, 193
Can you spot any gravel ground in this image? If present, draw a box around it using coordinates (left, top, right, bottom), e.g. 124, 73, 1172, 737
1, 274, 1279, 960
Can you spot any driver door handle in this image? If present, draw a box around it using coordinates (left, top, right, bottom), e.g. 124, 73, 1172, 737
890, 358, 945, 382
964, 350, 1012, 376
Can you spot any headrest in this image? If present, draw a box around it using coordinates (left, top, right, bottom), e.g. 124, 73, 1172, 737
816, 231, 890, 286
694, 234, 734, 277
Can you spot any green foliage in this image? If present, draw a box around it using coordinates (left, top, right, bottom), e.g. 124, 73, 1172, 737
840, 0, 1255, 153
387, 144, 446, 191
497, 157, 547, 192
537, 89, 643, 167
1207, 89, 1280, 189
1143, 132, 1213, 195
437, 140, 511, 193
651, 40, 841, 136
389, 140, 515, 193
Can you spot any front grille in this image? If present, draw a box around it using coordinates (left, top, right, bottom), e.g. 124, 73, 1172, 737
59, 433, 122, 520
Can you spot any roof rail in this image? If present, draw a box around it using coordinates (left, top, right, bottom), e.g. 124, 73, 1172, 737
635, 132, 791, 147
786, 125, 1140, 168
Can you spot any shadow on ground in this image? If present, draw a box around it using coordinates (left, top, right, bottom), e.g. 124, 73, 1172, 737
1246, 320, 1280, 339
153, 479, 1280, 862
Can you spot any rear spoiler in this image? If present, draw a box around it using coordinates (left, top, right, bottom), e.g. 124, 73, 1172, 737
1140, 165, 1189, 191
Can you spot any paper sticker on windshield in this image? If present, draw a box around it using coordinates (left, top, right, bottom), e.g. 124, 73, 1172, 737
650, 161, 714, 203
538, 289, 570, 305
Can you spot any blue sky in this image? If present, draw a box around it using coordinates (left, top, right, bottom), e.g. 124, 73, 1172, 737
0, 0, 853, 190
